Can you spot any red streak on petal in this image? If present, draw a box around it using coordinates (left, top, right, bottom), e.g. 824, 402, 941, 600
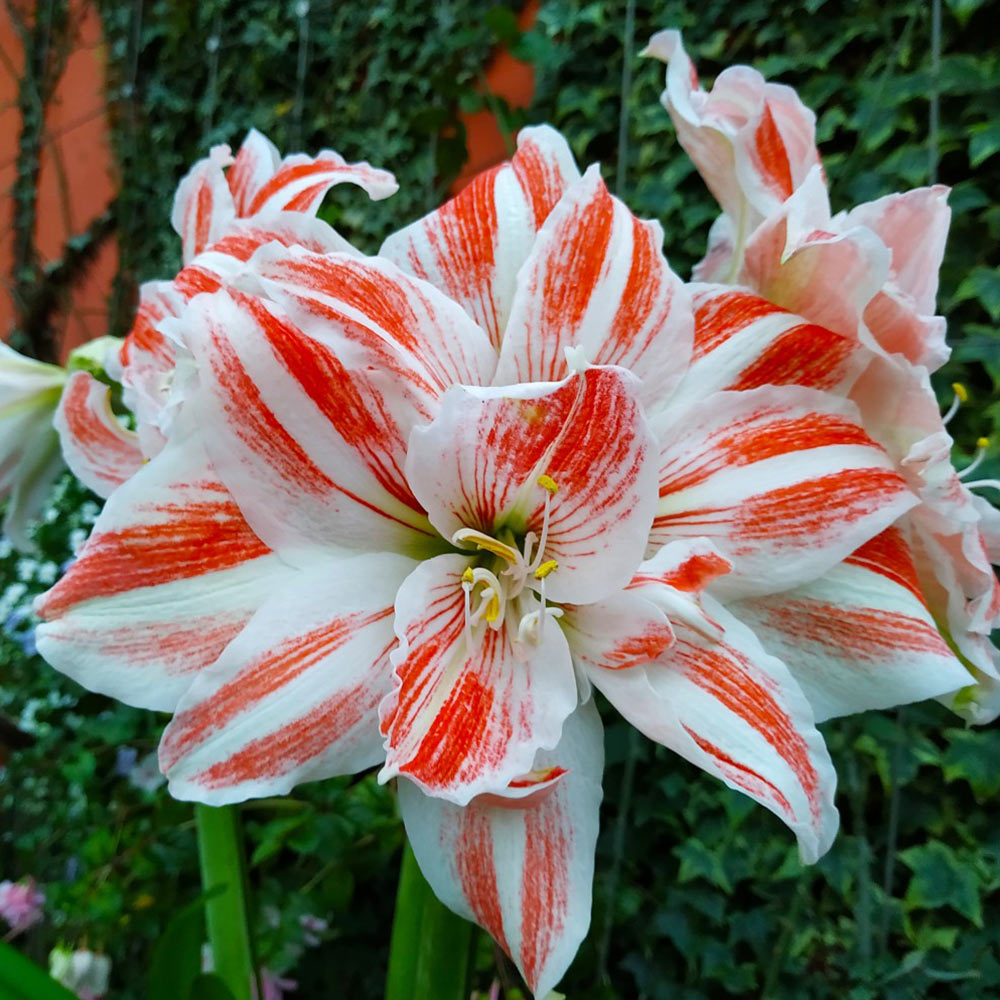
519, 798, 569, 993
191, 677, 376, 789
99, 617, 247, 676
733, 468, 906, 541
754, 103, 794, 200
192, 178, 214, 258
248, 158, 344, 214
163, 607, 393, 768
680, 639, 820, 820
601, 623, 675, 669
631, 550, 731, 593
684, 726, 793, 818
38, 483, 270, 619
844, 528, 928, 608
693, 290, 783, 359
511, 135, 570, 229
59, 375, 141, 488
749, 600, 950, 661
730, 322, 855, 391
456, 809, 511, 953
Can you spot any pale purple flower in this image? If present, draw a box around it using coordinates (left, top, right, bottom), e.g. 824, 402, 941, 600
0, 877, 44, 933
299, 913, 328, 947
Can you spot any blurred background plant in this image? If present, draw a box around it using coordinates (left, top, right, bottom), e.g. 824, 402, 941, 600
1, 1, 998, 997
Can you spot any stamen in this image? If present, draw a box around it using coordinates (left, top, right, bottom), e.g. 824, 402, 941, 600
537, 474, 559, 495
958, 437, 990, 480
533, 559, 558, 580
564, 343, 591, 374
515, 605, 564, 644
461, 573, 474, 656
942, 382, 967, 425
452, 527, 520, 564
965, 479, 1000, 493
533, 488, 554, 571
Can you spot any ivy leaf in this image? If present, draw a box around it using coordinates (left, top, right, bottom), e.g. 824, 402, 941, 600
953, 267, 1000, 320
969, 121, 1000, 167
900, 842, 983, 927
941, 727, 1000, 799
674, 838, 733, 892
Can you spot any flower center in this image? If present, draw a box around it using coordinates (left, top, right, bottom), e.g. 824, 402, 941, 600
452, 475, 564, 652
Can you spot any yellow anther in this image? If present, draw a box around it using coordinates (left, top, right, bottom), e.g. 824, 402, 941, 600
462, 567, 475, 584
533, 559, 558, 580
537, 474, 559, 495
952, 382, 968, 403
976, 437, 990, 449
484, 593, 501, 623
452, 527, 520, 564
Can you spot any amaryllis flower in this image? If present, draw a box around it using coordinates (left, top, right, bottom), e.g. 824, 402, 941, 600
644, 29, 820, 282
647, 31, 997, 724
0, 876, 45, 933
37, 124, 925, 997
55, 128, 398, 497
0, 343, 66, 550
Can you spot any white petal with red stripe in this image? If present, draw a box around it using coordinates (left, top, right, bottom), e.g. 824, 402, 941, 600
645, 30, 820, 226
732, 529, 971, 721
243, 148, 398, 217
171, 144, 237, 264
398, 697, 603, 999
651, 385, 917, 597
225, 128, 281, 216
677, 285, 865, 405
380, 554, 579, 804
494, 164, 693, 407
172, 213, 356, 304
55, 371, 143, 498
380, 125, 580, 350
185, 287, 439, 562
405, 367, 658, 605
34, 433, 294, 712
561, 590, 674, 672
591, 594, 838, 863
161, 552, 415, 804
240, 243, 497, 395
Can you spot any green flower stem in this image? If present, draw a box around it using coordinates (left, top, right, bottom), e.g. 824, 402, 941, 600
195, 804, 256, 1000
385, 841, 474, 1000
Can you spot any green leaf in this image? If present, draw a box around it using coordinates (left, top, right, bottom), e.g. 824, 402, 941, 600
148, 892, 213, 1000
900, 842, 983, 927
188, 974, 238, 1000
674, 838, 733, 892
969, 121, 1000, 168
953, 267, 1000, 320
941, 727, 1000, 798
0, 941, 78, 1000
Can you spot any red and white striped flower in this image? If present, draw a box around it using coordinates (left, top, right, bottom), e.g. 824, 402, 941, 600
55, 128, 398, 498
648, 32, 997, 724
37, 125, 932, 997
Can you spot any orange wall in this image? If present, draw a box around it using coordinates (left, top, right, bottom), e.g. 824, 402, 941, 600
0, 2, 117, 357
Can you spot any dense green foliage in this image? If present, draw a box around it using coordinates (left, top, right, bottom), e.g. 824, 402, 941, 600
2, 0, 999, 997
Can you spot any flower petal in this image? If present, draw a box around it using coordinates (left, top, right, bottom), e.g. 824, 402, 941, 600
239, 243, 497, 393
493, 164, 694, 407
405, 367, 659, 605
244, 148, 398, 217
380, 125, 580, 350
731, 528, 972, 721
561, 590, 674, 671
184, 287, 438, 561
34, 432, 294, 712
590, 593, 838, 863
398, 697, 603, 999
675, 285, 865, 404
651, 385, 917, 597
225, 128, 281, 216
55, 372, 143, 498
645, 30, 820, 226
161, 552, 414, 803
380, 554, 579, 804
170, 144, 237, 263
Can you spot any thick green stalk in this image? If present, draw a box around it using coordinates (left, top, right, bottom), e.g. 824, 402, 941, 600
195, 804, 256, 1000
385, 842, 474, 1000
